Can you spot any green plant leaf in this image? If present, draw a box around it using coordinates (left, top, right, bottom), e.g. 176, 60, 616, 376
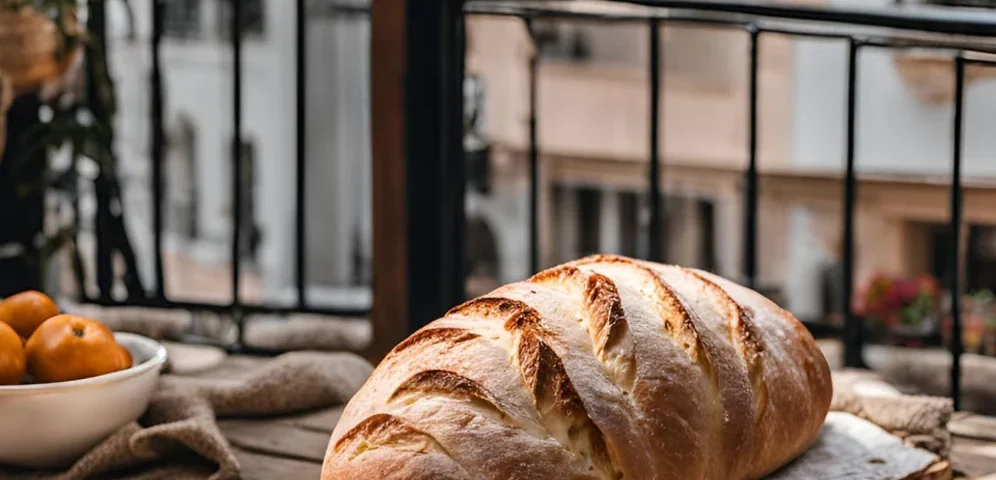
40, 226, 77, 259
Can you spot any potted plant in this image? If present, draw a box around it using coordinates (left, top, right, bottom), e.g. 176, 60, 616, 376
942, 289, 996, 355
0, 0, 143, 299
855, 272, 942, 346
892, 0, 996, 105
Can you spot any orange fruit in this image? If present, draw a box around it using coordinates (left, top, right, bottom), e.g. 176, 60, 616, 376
25, 315, 132, 383
0, 290, 60, 339
0, 321, 26, 385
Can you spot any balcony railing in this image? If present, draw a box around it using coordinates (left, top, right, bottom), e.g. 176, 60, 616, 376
393, 0, 996, 411
49, 0, 996, 410
58, 0, 373, 354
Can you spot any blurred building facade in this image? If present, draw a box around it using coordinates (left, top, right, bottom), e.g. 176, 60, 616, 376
88, 0, 996, 324
465, 2, 996, 320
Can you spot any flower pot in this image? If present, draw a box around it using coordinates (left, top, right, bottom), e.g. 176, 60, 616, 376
0, 6, 76, 93
942, 315, 987, 354
885, 315, 939, 348
984, 331, 996, 357
892, 318, 937, 337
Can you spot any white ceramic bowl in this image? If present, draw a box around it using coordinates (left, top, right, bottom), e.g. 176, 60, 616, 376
0, 332, 167, 468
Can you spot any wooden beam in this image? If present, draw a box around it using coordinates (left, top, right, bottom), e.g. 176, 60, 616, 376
367, 0, 408, 364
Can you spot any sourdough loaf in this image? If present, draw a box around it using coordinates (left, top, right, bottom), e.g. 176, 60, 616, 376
322, 255, 832, 479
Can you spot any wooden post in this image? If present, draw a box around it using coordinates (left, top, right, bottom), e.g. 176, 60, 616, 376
367, 0, 466, 364
366, 0, 409, 363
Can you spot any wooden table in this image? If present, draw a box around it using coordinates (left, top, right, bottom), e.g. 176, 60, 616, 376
176, 348, 996, 480
950, 413, 996, 479
174, 351, 340, 479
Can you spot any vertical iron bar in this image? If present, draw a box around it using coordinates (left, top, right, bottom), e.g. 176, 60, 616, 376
843, 39, 863, 369
743, 26, 760, 290
151, 0, 166, 299
527, 20, 539, 274
648, 18, 662, 262
230, 0, 244, 341
448, 4, 467, 308
88, 0, 112, 300
70, 150, 86, 300
404, 0, 466, 333
295, 0, 308, 307
950, 55, 965, 410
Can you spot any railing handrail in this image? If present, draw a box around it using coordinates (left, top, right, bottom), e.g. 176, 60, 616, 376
466, 0, 996, 38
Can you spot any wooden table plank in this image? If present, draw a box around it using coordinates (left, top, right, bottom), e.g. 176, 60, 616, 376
274, 405, 346, 434
951, 437, 996, 478
233, 446, 323, 480
951, 413, 996, 442
190, 355, 270, 380
220, 419, 330, 463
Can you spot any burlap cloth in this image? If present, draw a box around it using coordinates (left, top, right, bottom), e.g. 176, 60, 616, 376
0, 351, 374, 480
831, 369, 954, 458
0, 350, 951, 480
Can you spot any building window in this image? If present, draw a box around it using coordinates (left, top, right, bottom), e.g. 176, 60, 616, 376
577, 187, 601, 257
532, 22, 592, 62
350, 227, 371, 286
163, 0, 202, 39
928, 224, 996, 294
217, 0, 265, 38
619, 192, 640, 258
165, 118, 199, 240
465, 216, 500, 297
696, 199, 717, 272
464, 74, 491, 194
968, 226, 996, 294
230, 139, 260, 263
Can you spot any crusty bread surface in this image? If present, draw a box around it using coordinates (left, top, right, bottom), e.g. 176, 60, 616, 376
322, 255, 832, 480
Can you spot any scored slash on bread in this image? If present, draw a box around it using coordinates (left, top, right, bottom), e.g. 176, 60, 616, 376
323, 255, 832, 480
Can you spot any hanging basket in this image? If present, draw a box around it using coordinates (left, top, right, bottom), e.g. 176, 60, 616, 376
0, 6, 77, 93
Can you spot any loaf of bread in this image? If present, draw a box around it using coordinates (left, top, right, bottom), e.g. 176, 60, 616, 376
323, 255, 832, 479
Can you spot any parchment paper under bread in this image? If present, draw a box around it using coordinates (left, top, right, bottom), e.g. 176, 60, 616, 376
770, 412, 940, 480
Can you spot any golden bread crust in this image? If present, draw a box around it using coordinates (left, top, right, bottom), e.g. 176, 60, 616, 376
322, 255, 832, 480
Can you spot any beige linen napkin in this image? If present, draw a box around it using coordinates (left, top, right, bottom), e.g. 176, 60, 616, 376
831, 369, 954, 458
0, 351, 373, 480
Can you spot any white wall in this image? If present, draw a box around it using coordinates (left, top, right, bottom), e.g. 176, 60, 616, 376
793, 0, 996, 176
304, 15, 372, 289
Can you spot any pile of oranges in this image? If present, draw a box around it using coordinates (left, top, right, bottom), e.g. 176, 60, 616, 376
0, 291, 132, 386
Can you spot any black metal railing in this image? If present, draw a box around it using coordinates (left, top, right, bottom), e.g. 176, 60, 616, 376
67, 0, 372, 353
65, 0, 996, 407
399, 0, 996, 411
